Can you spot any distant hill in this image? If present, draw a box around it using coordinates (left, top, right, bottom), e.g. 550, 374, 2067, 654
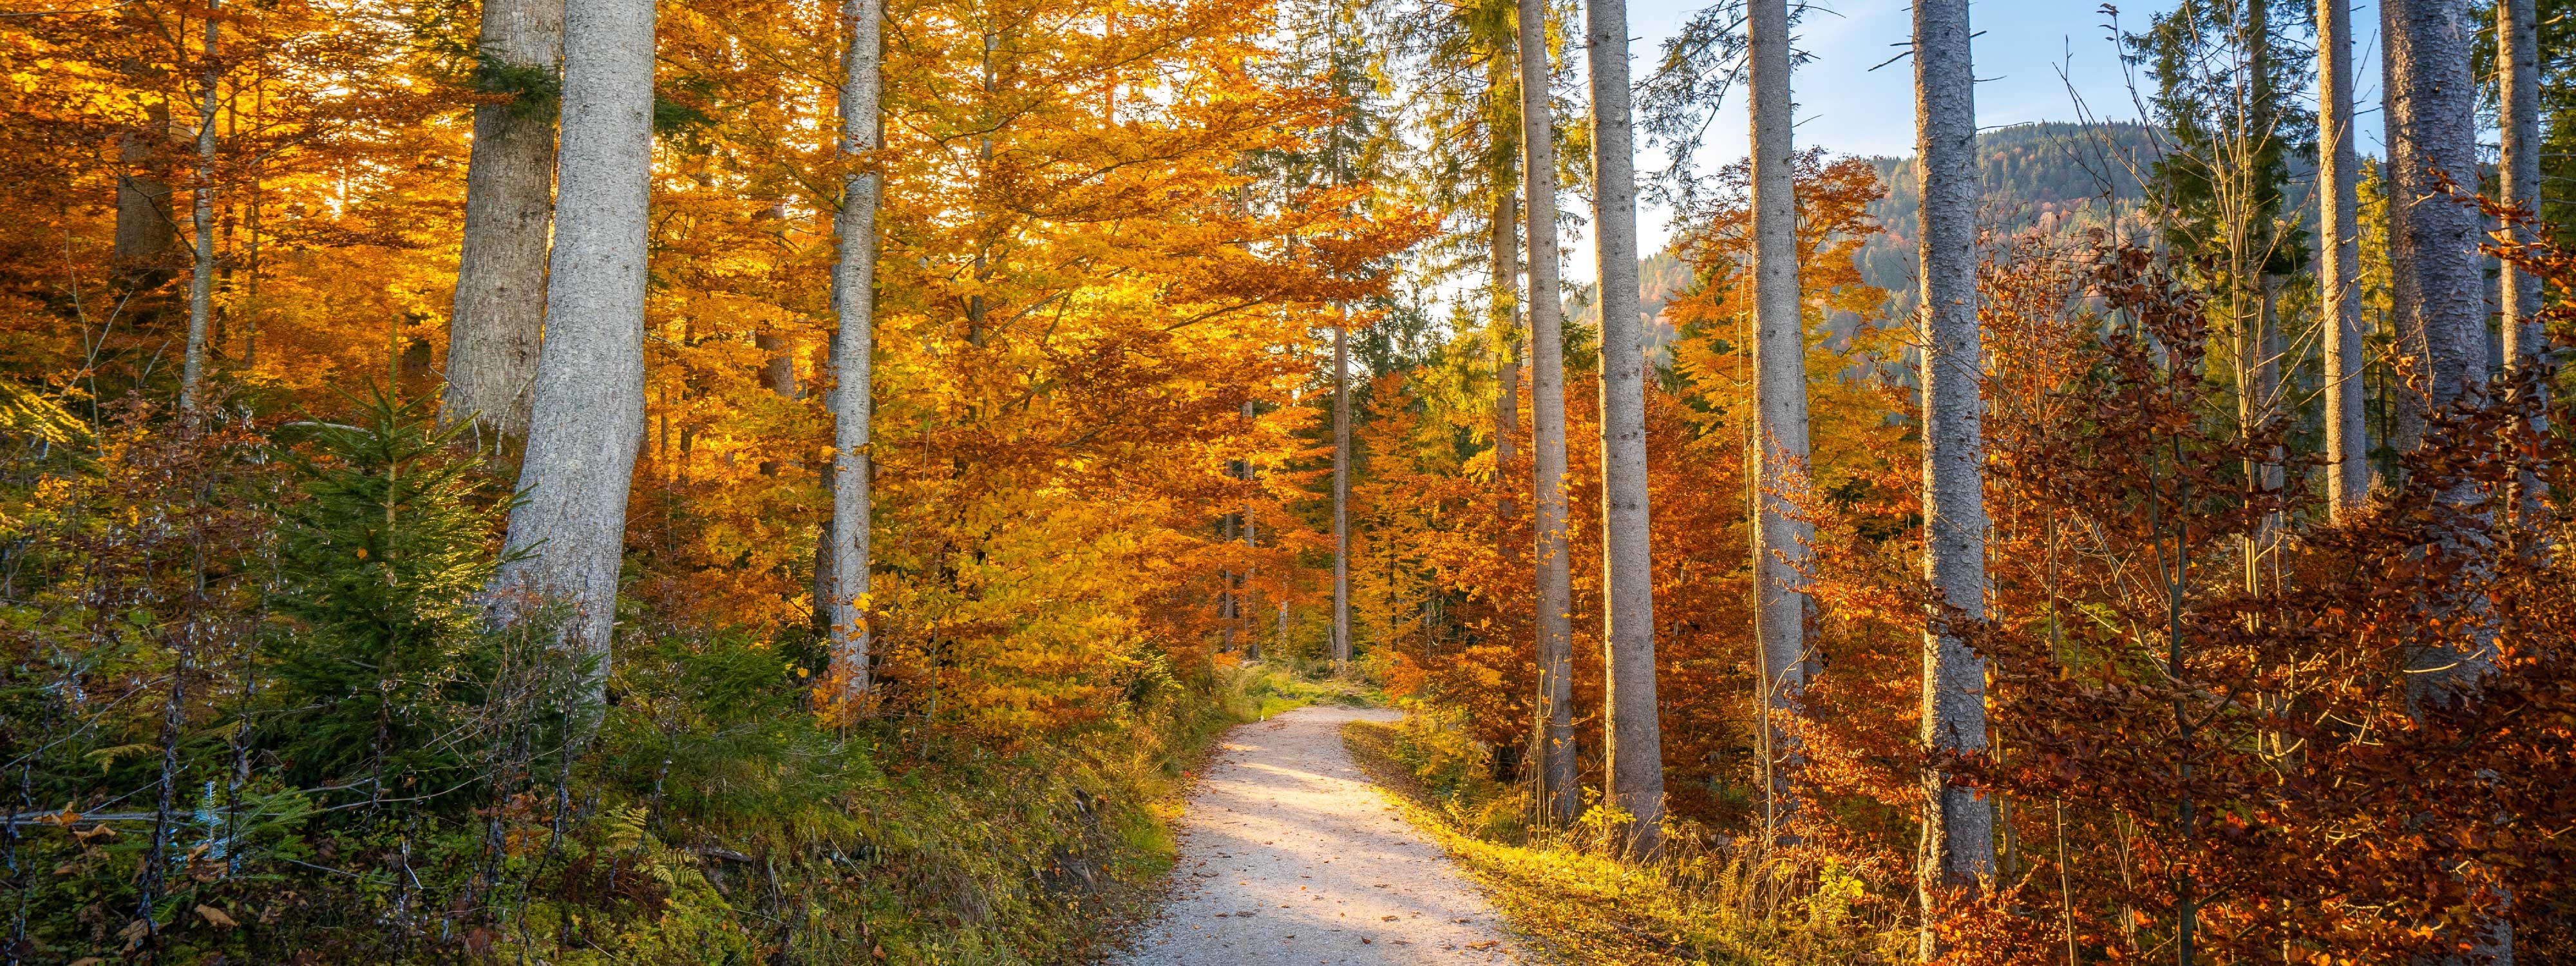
1855, 121, 2161, 320
1574, 120, 2330, 354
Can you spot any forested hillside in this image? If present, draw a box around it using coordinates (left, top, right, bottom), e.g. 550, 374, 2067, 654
1852, 122, 2159, 321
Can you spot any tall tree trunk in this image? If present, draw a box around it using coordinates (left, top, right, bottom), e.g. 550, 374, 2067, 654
1242, 399, 1260, 661
490, 0, 655, 703
1913, 0, 1992, 953
2393, 4, 2514, 958
2385, 0, 2486, 417
179, 3, 219, 413
441, 0, 565, 443
826, 0, 884, 710
1493, 190, 1520, 530
2318, 0, 2367, 517
1332, 320, 1352, 673
1583, 0, 1663, 853
2500, 0, 2541, 372
1746, 0, 1810, 847
1517, 0, 1577, 828
115, 101, 178, 289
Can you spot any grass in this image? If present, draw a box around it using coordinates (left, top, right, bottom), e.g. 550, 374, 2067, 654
1342, 717, 1911, 966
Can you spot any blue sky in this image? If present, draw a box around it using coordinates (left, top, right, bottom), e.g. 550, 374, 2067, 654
1571, 0, 2394, 277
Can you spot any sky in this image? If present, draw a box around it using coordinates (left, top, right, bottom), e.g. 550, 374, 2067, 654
1556, 0, 2396, 282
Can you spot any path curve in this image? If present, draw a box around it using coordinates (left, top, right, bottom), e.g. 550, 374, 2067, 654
1117, 705, 1527, 965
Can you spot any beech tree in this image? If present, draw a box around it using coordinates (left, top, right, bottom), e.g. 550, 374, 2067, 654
1582, 0, 1663, 851
1913, 0, 1992, 952
1516, 0, 1576, 826
490, 0, 655, 694
823, 0, 885, 709
440, 0, 564, 441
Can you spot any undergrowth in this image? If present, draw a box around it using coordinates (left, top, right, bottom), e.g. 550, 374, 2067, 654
1343, 715, 1910, 965
0, 393, 1331, 965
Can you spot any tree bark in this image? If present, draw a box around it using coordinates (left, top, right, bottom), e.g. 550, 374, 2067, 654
490, 0, 655, 701
1584, 0, 1663, 853
1913, 0, 1992, 954
2385, 0, 2486, 410
1517, 0, 1577, 828
1747, 0, 1810, 845
2318, 0, 2367, 517
2500, 0, 2540, 372
441, 0, 565, 442
115, 101, 178, 289
178, 4, 219, 413
826, 0, 884, 709
1332, 319, 1352, 673
1492, 190, 1520, 529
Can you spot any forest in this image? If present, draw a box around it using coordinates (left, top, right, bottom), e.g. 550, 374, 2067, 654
0, 0, 2571, 961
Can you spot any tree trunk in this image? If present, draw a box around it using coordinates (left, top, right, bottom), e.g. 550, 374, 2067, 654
2395, 5, 2515, 957
179, 4, 220, 413
1493, 190, 1520, 529
1517, 0, 1577, 829
441, 0, 565, 443
2318, 0, 2367, 516
2386, 0, 2486, 412
1747, 0, 1810, 846
115, 101, 178, 289
1332, 320, 1352, 673
1241, 400, 1260, 661
755, 331, 799, 399
2500, 0, 2540, 372
1913, 0, 1992, 954
490, 0, 656, 702
826, 0, 885, 710
1583, 0, 1664, 853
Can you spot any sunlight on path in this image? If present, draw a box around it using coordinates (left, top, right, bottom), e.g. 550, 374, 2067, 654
1117, 705, 1528, 966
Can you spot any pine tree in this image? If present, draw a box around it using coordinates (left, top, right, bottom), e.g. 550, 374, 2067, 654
1582, 0, 1663, 853
1745, 0, 1810, 846
1516, 0, 1577, 826
1913, 0, 1993, 953
2318, 0, 2367, 516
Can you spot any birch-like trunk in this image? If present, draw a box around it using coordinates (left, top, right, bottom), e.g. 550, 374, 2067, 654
178, 5, 219, 413
1584, 0, 1663, 851
441, 0, 564, 442
1913, 0, 1991, 952
1332, 321, 1352, 672
1517, 0, 1577, 828
2500, 0, 2540, 372
1747, 0, 1810, 844
826, 0, 884, 708
490, 0, 655, 700
2318, 0, 2367, 516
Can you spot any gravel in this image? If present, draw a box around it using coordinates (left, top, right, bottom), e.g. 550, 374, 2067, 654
1115, 704, 1528, 965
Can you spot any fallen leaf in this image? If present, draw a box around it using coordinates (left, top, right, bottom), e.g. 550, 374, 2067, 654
195, 904, 237, 928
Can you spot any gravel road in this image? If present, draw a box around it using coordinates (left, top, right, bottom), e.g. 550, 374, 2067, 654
1115, 704, 1528, 965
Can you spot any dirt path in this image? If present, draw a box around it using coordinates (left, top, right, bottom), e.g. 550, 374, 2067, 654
1116, 705, 1528, 965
